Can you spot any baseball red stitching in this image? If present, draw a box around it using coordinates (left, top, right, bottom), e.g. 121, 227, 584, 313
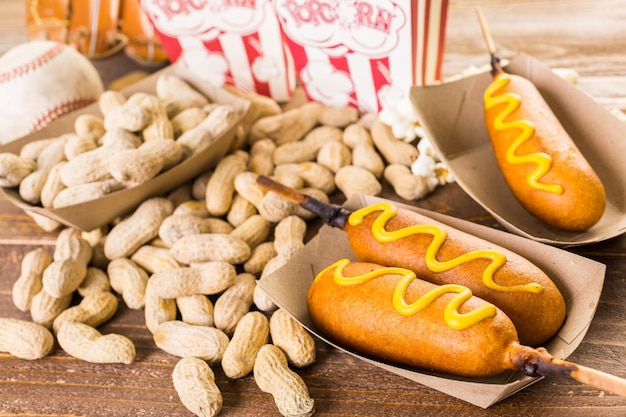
31, 97, 95, 132
0, 43, 66, 84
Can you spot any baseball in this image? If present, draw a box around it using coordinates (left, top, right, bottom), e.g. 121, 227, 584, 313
0, 40, 104, 144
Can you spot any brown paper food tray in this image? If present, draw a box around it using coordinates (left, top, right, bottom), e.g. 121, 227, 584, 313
258, 194, 606, 409
0, 63, 250, 232
410, 53, 626, 246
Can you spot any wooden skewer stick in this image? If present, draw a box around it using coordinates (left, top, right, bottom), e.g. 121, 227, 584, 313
475, 6, 502, 75
257, 174, 626, 397
256, 175, 350, 229
512, 344, 626, 397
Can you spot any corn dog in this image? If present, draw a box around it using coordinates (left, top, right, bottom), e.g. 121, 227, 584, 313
477, 8, 606, 231
256, 175, 566, 346
308, 259, 626, 399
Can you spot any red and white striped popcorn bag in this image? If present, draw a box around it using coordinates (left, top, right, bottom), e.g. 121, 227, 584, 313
273, 0, 449, 113
140, 0, 295, 102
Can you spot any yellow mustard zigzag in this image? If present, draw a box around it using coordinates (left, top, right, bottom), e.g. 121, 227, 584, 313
348, 203, 543, 294
484, 72, 563, 194
319, 258, 497, 330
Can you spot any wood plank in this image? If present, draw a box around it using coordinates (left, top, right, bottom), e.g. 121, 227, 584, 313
1, 0, 626, 416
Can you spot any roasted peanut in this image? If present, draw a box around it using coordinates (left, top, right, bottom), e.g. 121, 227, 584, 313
104, 197, 174, 260
356, 112, 378, 130
229, 214, 270, 249
109, 139, 183, 185
25, 210, 62, 232
334, 165, 382, 199
351, 141, 385, 178
213, 273, 256, 336
248, 101, 322, 145
0, 318, 54, 360
103, 102, 150, 132
221, 311, 269, 378
176, 105, 238, 156
147, 261, 236, 299
56, 321, 135, 364
370, 118, 418, 166
171, 107, 207, 137
204, 153, 247, 217
144, 275, 177, 333
0, 153, 36, 187
169, 233, 251, 265
74, 114, 106, 142
173, 200, 210, 217
99, 127, 142, 149
77, 266, 111, 296
226, 194, 258, 227
156, 75, 209, 110
272, 141, 318, 165
253, 344, 315, 417
274, 162, 336, 194
172, 357, 223, 417
159, 214, 232, 247
243, 241, 277, 275
269, 309, 316, 368
257, 191, 296, 223
64, 133, 97, 160
35, 136, 67, 172
234, 171, 266, 208
166, 182, 194, 207
140, 94, 174, 141
98, 90, 126, 115
30, 289, 73, 328
107, 258, 149, 309
253, 277, 278, 312
60, 147, 114, 186
384, 163, 430, 201
316, 140, 352, 173
52, 178, 123, 208
177, 294, 214, 327
223, 84, 281, 128
41, 259, 87, 298
130, 244, 180, 274
12, 248, 52, 312
342, 122, 373, 148
302, 125, 343, 149
52, 291, 118, 334
273, 215, 306, 257
318, 104, 359, 127
20, 137, 60, 160
153, 320, 229, 364
248, 138, 276, 176
53, 227, 93, 264
18, 170, 48, 204
40, 161, 67, 208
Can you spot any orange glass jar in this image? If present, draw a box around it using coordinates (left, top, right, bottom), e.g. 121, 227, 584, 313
25, 0, 70, 43
120, 0, 168, 66
68, 0, 125, 58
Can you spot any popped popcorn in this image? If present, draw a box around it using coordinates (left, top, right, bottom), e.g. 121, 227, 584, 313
378, 96, 424, 143
378, 93, 454, 201
412, 136, 455, 190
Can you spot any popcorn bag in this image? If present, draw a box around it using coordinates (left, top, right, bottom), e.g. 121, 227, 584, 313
139, 0, 295, 102
274, 0, 449, 113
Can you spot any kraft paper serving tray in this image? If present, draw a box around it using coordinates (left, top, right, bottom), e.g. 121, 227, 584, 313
258, 194, 606, 409
0, 63, 249, 232
410, 53, 626, 246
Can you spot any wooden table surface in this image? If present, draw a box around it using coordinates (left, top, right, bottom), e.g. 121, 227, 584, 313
2, 1, 626, 416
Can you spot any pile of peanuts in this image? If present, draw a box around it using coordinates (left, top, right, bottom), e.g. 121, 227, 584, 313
0, 74, 453, 417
